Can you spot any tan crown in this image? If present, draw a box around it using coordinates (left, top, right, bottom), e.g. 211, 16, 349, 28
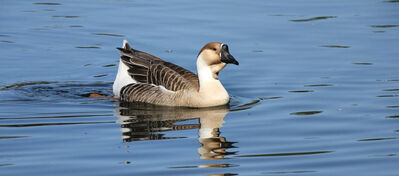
198, 42, 223, 66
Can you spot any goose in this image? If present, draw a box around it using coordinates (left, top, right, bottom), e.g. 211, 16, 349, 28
113, 40, 239, 108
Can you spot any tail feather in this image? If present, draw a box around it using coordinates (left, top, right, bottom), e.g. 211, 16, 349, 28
123, 40, 130, 50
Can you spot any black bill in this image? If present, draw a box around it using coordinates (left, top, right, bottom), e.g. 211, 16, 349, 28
220, 44, 239, 65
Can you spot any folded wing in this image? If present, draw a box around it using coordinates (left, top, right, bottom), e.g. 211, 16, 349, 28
117, 41, 199, 96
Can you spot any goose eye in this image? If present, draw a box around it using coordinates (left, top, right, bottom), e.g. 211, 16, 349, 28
212, 48, 217, 51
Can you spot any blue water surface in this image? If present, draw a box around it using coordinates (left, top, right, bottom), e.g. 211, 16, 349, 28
1, 0, 399, 175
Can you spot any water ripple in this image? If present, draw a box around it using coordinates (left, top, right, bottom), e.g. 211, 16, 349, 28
290, 16, 337, 22
169, 163, 239, 169
289, 90, 314, 93
358, 137, 397, 142
1, 81, 57, 90
0, 121, 113, 128
385, 0, 399, 2
103, 64, 116, 67
383, 89, 399, 92
377, 95, 398, 98
0, 114, 112, 120
69, 25, 83, 28
93, 74, 108, 78
236, 151, 333, 157
321, 45, 350, 48
386, 115, 399, 118
33, 2, 62, 5
93, 33, 125, 37
52, 15, 80, 18
290, 111, 323, 116
0, 40, 15, 44
229, 99, 261, 111
260, 96, 283, 100
0, 136, 29, 139
0, 164, 13, 167
75, 46, 101, 49
263, 170, 316, 175
304, 84, 333, 87
352, 62, 373, 65
370, 25, 399, 28
0, 81, 113, 103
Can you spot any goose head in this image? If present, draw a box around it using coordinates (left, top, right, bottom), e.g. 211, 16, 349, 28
197, 42, 239, 80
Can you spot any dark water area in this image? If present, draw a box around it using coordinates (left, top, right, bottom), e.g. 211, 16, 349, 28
1, 0, 399, 175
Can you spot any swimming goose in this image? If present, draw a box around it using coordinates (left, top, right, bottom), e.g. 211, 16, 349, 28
113, 40, 239, 107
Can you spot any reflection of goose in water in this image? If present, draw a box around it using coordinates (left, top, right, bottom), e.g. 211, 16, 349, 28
114, 102, 237, 160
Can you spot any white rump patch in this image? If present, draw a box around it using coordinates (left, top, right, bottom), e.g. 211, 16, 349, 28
113, 59, 136, 97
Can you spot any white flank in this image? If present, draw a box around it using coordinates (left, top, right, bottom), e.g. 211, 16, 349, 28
113, 59, 136, 97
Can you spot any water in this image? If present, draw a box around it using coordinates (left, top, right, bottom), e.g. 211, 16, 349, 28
1, 0, 399, 175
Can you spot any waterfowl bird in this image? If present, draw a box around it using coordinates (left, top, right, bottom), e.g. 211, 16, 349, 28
113, 40, 239, 107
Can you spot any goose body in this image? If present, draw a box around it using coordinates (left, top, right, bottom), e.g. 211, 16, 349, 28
113, 40, 239, 108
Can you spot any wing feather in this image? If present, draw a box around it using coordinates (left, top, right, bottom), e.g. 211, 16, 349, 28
117, 41, 199, 92
120, 83, 174, 104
